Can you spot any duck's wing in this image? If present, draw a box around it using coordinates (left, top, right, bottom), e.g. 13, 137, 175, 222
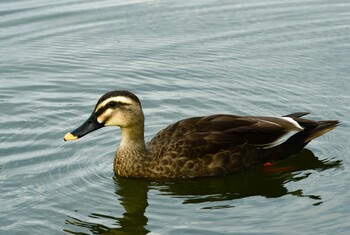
190, 114, 304, 147
148, 114, 306, 158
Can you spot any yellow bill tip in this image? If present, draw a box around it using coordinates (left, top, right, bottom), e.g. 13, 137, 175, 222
64, 132, 78, 141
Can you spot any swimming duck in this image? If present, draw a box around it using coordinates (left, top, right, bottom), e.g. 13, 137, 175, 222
64, 90, 338, 179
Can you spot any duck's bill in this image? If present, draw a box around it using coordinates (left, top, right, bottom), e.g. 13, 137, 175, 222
64, 113, 104, 141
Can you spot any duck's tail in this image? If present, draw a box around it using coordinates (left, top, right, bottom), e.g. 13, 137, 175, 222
304, 120, 339, 143
284, 113, 339, 144
271, 114, 339, 160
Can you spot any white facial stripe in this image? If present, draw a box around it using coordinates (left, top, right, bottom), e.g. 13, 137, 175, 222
95, 96, 134, 112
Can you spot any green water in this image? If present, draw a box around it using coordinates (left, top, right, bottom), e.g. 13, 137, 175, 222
1, 0, 349, 234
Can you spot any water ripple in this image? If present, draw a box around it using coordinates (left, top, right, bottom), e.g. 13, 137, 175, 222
1, 0, 349, 234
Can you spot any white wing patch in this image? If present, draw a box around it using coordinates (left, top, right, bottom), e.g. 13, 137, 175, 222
255, 116, 304, 149
258, 130, 300, 149
280, 117, 304, 131
259, 117, 303, 131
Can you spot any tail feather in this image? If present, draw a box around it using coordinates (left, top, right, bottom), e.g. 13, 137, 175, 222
304, 120, 339, 143
284, 112, 310, 118
268, 117, 339, 162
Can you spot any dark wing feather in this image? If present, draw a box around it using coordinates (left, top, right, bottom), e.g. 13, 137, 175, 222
148, 114, 298, 159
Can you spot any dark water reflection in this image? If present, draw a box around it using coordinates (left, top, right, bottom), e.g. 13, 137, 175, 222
64, 149, 341, 235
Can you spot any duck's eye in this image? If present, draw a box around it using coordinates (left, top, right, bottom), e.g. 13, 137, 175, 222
108, 101, 117, 108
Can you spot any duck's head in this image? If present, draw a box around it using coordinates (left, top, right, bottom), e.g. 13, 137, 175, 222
64, 90, 144, 141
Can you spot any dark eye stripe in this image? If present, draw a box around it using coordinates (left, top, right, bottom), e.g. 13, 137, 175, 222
95, 102, 128, 117
108, 101, 117, 108
109, 101, 128, 107
95, 105, 109, 117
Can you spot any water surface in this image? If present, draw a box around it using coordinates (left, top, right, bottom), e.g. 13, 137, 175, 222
1, 0, 350, 234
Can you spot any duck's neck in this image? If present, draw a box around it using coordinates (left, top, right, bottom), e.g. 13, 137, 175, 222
119, 124, 147, 152
115, 124, 151, 177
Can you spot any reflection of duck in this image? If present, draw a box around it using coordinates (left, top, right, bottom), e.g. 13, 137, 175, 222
156, 149, 341, 205
64, 149, 341, 234
65, 177, 150, 235
64, 90, 339, 179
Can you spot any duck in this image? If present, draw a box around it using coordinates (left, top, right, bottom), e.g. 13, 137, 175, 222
64, 90, 339, 179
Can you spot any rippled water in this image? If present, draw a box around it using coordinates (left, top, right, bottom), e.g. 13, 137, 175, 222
1, 0, 350, 234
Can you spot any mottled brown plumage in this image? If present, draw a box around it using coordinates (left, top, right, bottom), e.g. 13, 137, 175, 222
64, 91, 339, 179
